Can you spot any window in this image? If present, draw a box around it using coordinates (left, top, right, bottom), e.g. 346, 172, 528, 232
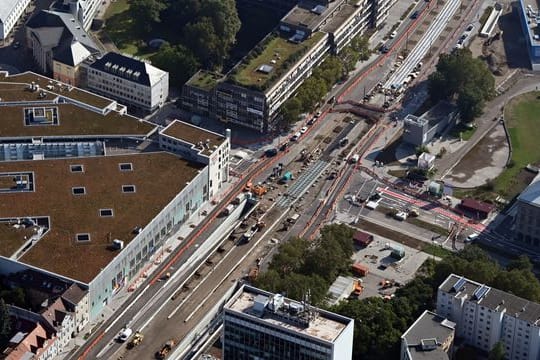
76, 233, 90, 242
122, 185, 136, 193
72, 187, 86, 195
119, 163, 133, 171
99, 209, 114, 217
70, 164, 84, 172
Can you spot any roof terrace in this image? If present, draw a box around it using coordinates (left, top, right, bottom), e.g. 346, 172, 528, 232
227, 285, 351, 343
229, 31, 325, 92
161, 120, 226, 155
0, 152, 204, 283
186, 70, 224, 91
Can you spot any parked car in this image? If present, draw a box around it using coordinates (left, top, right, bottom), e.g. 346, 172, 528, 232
265, 148, 278, 157
390, 31, 397, 39
300, 126, 308, 134
411, 10, 419, 19
465, 233, 479, 243
291, 132, 301, 141
380, 44, 390, 53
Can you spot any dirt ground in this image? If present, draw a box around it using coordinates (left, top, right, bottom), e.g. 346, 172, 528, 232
444, 123, 509, 186
469, 3, 529, 83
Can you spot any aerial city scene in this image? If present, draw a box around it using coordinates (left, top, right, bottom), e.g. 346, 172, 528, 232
2, 0, 540, 359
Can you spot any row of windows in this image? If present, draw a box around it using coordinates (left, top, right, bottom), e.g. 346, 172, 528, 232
71, 185, 135, 195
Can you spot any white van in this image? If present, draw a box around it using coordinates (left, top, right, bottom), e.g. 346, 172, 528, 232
291, 132, 301, 141
350, 154, 360, 163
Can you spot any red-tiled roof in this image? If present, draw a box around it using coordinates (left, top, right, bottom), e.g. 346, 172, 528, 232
460, 198, 495, 214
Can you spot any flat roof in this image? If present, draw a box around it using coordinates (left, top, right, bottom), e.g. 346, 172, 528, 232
321, 3, 359, 34
283, 0, 344, 32
0, 152, 204, 283
161, 120, 226, 154
403, 310, 455, 346
226, 285, 351, 343
0, 72, 114, 109
230, 31, 325, 91
185, 70, 223, 91
521, 0, 540, 46
518, 172, 540, 206
0, 83, 155, 139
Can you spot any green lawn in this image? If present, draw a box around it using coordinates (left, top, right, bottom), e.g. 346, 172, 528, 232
494, 92, 540, 196
101, 0, 156, 58
105, 0, 129, 19
422, 244, 453, 258
232, 32, 324, 90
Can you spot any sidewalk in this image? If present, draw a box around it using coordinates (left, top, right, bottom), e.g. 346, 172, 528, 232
61, 175, 240, 358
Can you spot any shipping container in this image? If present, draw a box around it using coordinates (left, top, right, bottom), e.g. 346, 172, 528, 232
352, 263, 369, 277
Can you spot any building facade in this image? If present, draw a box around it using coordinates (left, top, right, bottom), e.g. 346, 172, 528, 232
25, 10, 101, 76
517, 0, 540, 70
159, 120, 230, 199
400, 310, 455, 360
436, 274, 540, 360
515, 172, 540, 249
0, 0, 31, 40
223, 285, 354, 360
85, 52, 169, 113
403, 101, 458, 146
182, 0, 392, 133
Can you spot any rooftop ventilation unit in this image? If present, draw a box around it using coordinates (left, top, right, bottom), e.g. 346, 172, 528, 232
111, 239, 124, 250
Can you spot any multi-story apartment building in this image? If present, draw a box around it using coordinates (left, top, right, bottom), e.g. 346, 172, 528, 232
0, 70, 230, 321
0, 0, 31, 40
50, 0, 101, 31
159, 120, 230, 199
436, 274, 540, 360
182, 0, 395, 133
84, 52, 169, 113
400, 310, 456, 360
222, 284, 354, 360
514, 172, 540, 249
26, 10, 101, 82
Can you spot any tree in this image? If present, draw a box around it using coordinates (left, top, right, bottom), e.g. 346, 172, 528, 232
428, 48, 495, 121
281, 97, 302, 124
151, 44, 200, 86
488, 341, 505, 360
350, 35, 371, 61
507, 255, 533, 272
129, 0, 166, 33
0, 299, 11, 342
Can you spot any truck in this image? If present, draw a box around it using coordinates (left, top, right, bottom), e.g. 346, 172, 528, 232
280, 171, 293, 184
155, 340, 175, 359
352, 263, 369, 277
287, 213, 300, 224
221, 204, 235, 217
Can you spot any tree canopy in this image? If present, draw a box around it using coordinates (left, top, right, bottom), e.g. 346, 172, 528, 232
428, 48, 495, 121
254, 224, 354, 305
129, 0, 241, 84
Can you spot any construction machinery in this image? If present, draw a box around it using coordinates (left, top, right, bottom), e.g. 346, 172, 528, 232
156, 340, 175, 359
252, 184, 267, 196
127, 331, 144, 349
353, 279, 363, 297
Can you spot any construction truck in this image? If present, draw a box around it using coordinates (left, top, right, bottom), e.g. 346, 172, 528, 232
252, 184, 267, 196
127, 331, 144, 349
353, 279, 363, 297
155, 340, 175, 359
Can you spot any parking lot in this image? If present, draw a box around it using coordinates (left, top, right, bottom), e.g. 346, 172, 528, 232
353, 233, 432, 299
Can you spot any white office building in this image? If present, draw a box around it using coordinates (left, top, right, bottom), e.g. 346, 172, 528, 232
50, 0, 101, 31
437, 274, 540, 360
0, 0, 31, 40
85, 52, 169, 112
159, 120, 230, 200
223, 285, 354, 360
